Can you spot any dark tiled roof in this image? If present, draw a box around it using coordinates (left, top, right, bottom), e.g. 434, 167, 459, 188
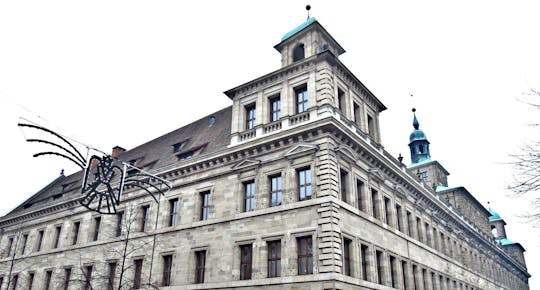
4, 106, 232, 217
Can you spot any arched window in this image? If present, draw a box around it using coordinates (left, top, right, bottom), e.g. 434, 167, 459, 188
418, 145, 424, 154
491, 225, 498, 237
292, 44, 305, 62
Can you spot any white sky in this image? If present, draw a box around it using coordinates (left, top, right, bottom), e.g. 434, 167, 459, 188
1, 0, 539, 287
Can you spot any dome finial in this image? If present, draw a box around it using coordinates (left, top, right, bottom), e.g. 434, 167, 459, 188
412, 108, 419, 130
306, 4, 311, 20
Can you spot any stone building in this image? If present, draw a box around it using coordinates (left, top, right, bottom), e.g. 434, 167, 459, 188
0, 17, 530, 290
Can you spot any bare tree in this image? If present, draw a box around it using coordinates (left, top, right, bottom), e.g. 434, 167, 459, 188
509, 89, 540, 224
64, 203, 159, 290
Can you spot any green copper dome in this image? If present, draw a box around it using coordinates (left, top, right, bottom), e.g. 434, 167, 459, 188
409, 129, 427, 143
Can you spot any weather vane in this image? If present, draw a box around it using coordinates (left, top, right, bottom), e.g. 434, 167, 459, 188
18, 120, 171, 214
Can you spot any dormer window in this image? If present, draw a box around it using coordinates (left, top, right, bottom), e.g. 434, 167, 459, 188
245, 104, 256, 130
173, 142, 186, 153
292, 43, 305, 62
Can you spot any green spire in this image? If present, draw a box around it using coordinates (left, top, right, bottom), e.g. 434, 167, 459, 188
412, 108, 419, 129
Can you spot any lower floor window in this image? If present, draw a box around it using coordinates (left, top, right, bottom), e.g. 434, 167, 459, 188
297, 236, 313, 275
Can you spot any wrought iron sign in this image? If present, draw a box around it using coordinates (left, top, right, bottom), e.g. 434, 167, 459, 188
18, 121, 171, 214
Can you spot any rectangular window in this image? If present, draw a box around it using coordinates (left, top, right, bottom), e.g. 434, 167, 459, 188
367, 114, 376, 139
425, 222, 431, 246
395, 204, 404, 232
141, 205, 150, 232
297, 167, 312, 201
384, 197, 392, 226
340, 169, 348, 202
401, 260, 409, 290
115, 211, 124, 237
295, 86, 308, 113
93, 217, 101, 241
390, 256, 398, 288
20, 234, 28, 255
267, 240, 281, 278
45, 270, 52, 290
353, 102, 361, 126
422, 269, 428, 290
6, 237, 13, 257
412, 265, 419, 290
376, 250, 384, 284
269, 96, 281, 122
269, 175, 282, 207
53, 225, 62, 248
343, 238, 352, 276
240, 244, 252, 280
36, 230, 44, 252
84, 265, 93, 290
107, 262, 117, 290
416, 217, 423, 242
371, 189, 380, 219
195, 251, 206, 283
133, 259, 143, 289
72, 221, 80, 245
407, 211, 413, 237
64, 268, 71, 290
297, 236, 313, 275
201, 191, 211, 221
243, 181, 255, 212
338, 88, 346, 113
357, 180, 365, 211
162, 255, 173, 286
360, 244, 369, 281
169, 198, 179, 226
12, 274, 18, 290
28, 272, 34, 290
245, 104, 256, 130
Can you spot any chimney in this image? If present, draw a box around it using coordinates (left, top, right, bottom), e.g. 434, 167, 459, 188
112, 146, 126, 158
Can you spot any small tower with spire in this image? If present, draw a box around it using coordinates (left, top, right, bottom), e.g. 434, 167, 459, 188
407, 108, 450, 189
409, 108, 431, 164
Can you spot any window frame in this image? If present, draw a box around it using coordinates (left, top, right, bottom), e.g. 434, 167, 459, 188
53, 225, 62, 248
297, 167, 312, 201
245, 103, 256, 130
240, 244, 253, 280
297, 236, 313, 275
107, 261, 117, 290
162, 255, 173, 286
133, 259, 143, 289
169, 198, 179, 226
243, 181, 255, 212
140, 205, 150, 232
93, 216, 101, 241
269, 174, 282, 207
195, 250, 206, 283
267, 240, 281, 278
200, 191, 211, 221
269, 95, 281, 122
295, 85, 309, 114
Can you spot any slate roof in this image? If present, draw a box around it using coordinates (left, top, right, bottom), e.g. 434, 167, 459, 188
4, 106, 232, 217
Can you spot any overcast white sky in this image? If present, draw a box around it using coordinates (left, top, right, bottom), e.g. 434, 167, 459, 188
1, 0, 539, 287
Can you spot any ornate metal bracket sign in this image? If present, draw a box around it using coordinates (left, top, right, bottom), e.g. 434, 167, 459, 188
18, 121, 171, 214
